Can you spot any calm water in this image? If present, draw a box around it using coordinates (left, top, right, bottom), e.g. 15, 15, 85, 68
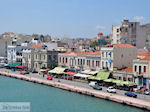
0, 76, 149, 112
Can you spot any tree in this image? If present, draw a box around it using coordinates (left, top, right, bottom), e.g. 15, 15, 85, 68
48, 61, 58, 69
90, 41, 98, 48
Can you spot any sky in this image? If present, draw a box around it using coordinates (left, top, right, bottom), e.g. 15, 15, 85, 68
0, 0, 150, 38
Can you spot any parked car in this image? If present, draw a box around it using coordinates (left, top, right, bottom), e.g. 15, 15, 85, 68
133, 86, 143, 92
107, 86, 116, 93
20, 71, 29, 75
47, 76, 53, 80
89, 81, 97, 87
64, 76, 72, 80
124, 91, 137, 98
138, 88, 148, 94
144, 90, 150, 95
31, 70, 38, 73
92, 85, 102, 90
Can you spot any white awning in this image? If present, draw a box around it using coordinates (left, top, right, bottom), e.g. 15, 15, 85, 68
74, 73, 91, 78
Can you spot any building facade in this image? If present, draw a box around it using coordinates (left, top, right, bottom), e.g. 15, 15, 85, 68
58, 51, 101, 71
112, 19, 150, 49
101, 44, 137, 71
7, 45, 16, 63
133, 57, 150, 89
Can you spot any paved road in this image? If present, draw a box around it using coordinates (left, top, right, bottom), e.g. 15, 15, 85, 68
1, 68, 150, 102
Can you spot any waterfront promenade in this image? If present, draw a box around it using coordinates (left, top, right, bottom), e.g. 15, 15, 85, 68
0, 70, 150, 111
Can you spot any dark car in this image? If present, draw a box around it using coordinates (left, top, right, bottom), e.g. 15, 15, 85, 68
92, 85, 102, 90
31, 70, 38, 73
124, 91, 137, 98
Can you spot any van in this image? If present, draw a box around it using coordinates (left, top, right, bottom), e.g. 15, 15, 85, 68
89, 81, 97, 87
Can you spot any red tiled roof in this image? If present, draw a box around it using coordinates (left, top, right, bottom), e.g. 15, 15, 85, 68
122, 67, 133, 72
137, 51, 150, 56
140, 56, 150, 61
97, 32, 103, 35
105, 44, 135, 48
30, 44, 43, 48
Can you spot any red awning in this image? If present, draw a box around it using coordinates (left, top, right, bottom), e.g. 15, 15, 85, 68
64, 72, 77, 75
15, 65, 28, 69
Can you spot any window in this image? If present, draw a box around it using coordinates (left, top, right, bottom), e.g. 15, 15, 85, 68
134, 65, 137, 72
28, 55, 30, 59
139, 66, 141, 74
83, 59, 85, 65
89, 60, 91, 67
109, 52, 112, 57
81, 59, 82, 65
78, 59, 80, 65
43, 55, 46, 60
121, 54, 123, 58
144, 66, 146, 72
117, 29, 119, 32
92, 60, 94, 67
87, 60, 88, 66
59, 57, 61, 63
63, 57, 64, 63
110, 62, 112, 68
102, 52, 104, 57
36, 54, 38, 59
65, 58, 68, 63
106, 52, 107, 57
106, 62, 108, 67
96, 61, 99, 67
102, 61, 104, 67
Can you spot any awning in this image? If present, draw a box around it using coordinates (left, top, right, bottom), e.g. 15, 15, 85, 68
40, 69, 46, 72
104, 78, 115, 82
7, 62, 21, 67
112, 80, 123, 84
121, 81, 136, 85
64, 72, 77, 75
74, 73, 91, 78
81, 70, 91, 74
15, 65, 27, 69
48, 67, 66, 74
88, 72, 110, 81
81, 70, 98, 75
89, 71, 98, 75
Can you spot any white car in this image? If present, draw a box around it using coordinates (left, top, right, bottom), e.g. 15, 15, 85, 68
107, 86, 116, 93
89, 81, 97, 87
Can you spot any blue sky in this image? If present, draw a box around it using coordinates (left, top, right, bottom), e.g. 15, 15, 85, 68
0, 0, 150, 38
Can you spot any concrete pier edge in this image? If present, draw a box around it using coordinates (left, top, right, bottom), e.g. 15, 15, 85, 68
0, 71, 150, 111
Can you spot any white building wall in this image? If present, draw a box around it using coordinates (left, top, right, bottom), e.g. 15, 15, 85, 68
112, 26, 121, 44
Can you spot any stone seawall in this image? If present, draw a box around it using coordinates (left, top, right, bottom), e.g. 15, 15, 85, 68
0, 71, 150, 111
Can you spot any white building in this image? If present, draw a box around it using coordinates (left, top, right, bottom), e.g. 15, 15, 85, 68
100, 44, 137, 71
7, 45, 16, 63
133, 57, 150, 89
112, 19, 150, 49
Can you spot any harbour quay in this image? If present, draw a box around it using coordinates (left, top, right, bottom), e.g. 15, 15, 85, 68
0, 71, 150, 111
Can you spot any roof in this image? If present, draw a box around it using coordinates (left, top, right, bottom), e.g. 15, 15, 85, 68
140, 56, 150, 61
48, 67, 66, 74
97, 32, 103, 35
137, 51, 150, 56
105, 44, 135, 48
64, 72, 77, 75
62, 51, 101, 56
122, 67, 133, 72
88, 72, 110, 80
30, 44, 43, 48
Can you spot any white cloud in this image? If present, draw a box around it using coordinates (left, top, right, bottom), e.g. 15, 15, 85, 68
134, 16, 145, 21
96, 25, 106, 30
